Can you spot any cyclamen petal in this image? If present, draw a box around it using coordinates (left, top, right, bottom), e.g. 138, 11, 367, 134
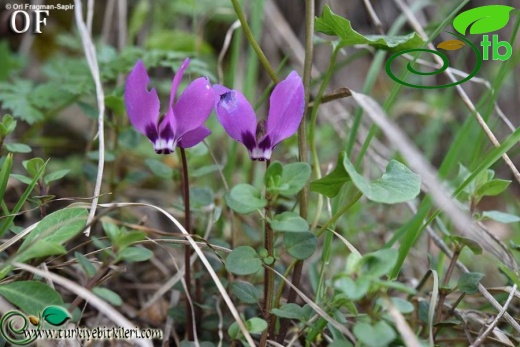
178, 126, 211, 148
263, 71, 305, 148
124, 60, 160, 137
213, 86, 257, 152
124, 59, 214, 154
174, 77, 215, 138
214, 71, 304, 161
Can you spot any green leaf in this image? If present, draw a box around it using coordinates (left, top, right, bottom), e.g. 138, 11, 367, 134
310, 152, 350, 198
343, 155, 421, 204
271, 212, 309, 233
1, 115, 17, 134
117, 231, 147, 250
75, 251, 97, 277
4, 143, 31, 153
264, 161, 283, 192
279, 162, 311, 196
228, 317, 267, 340
271, 303, 304, 320
190, 187, 214, 207
453, 5, 514, 35
0, 153, 13, 203
482, 210, 520, 224
457, 272, 484, 294
92, 287, 122, 306
23, 158, 45, 177
389, 297, 414, 314
315, 6, 424, 51
0, 80, 43, 124
0, 281, 64, 315
43, 169, 70, 185
15, 240, 67, 263
10, 173, 33, 185
144, 158, 173, 178
87, 150, 116, 162
225, 246, 263, 275
476, 179, 511, 198
42, 305, 71, 326
117, 246, 153, 262
225, 184, 267, 214
104, 94, 125, 115
229, 281, 260, 304
360, 249, 399, 278
450, 236, 483, 255
245, 317, 267, 333
353, 321, 396, 347
102, 220, 123, 243
283, 232, 317, 260
335, 276, 370, 300
19, 208, 88, 253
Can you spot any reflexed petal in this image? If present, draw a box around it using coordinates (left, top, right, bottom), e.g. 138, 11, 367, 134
124, 60, 160, 137
169, 58, 190, 107
214, 89, 258, 151
178, 126, 211, 148
264, 71, 304, 147
173, 77, 215, 137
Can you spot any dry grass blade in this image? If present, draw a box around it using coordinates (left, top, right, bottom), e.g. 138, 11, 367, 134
383, 297, 421, 347
12, 262, 153, 347
351, 90, 516, 270
93, 202, 256, 346
328, 228, 361, 257
470, 284, 517, 347
428, 270, 439, 347
74, 0, 106, 237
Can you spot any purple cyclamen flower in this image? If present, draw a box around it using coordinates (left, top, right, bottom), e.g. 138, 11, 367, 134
213, 71, 304, 161
124, 58, 215, 154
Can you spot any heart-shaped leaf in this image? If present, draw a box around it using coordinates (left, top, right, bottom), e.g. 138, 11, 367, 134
453, 5, 514, 35
310, 151, 350, 198
437, 40, 465, 51
343, 155, 421, 204
42, 305, 71, 326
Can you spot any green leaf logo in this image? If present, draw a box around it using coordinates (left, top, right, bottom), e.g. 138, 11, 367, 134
42, 306, 71, 326
453, 5, 514, 35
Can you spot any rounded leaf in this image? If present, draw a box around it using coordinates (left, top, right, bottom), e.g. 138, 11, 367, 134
225, 246, 262, 275
283, 232, 317, 260
225, 184, 267, 214
271, 212, 309, 233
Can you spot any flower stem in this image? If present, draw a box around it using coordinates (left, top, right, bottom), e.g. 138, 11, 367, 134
179, 147, 194, 341
260, 160, 275, 346
230, 0, 279, 84
277, 0, 314, 343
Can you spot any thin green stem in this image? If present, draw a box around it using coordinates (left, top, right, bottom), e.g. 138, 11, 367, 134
179, 148, 194, 341
309, 45, 340, 231
230, 0, 278, 84
317, 192, 363, 238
